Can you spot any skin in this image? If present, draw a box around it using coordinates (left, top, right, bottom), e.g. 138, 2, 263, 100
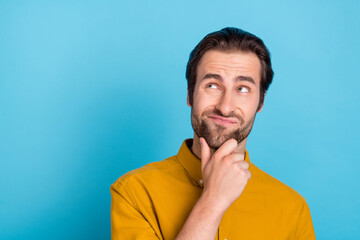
175, 50, 264, 240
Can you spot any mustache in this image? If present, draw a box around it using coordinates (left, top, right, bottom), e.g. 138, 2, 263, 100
203, 109, 244, 123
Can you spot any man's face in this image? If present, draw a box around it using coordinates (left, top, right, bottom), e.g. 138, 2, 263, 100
188, 50, 263, 149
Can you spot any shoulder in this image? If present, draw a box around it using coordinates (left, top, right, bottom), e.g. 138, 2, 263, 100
250, 163, 307, 205
111, 155, 182, 192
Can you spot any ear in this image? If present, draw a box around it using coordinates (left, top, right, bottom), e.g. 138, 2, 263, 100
187, 90, 191, 107
257, 92, 266, 113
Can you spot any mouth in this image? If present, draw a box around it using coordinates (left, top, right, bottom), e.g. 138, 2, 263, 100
207, 114, 239, 125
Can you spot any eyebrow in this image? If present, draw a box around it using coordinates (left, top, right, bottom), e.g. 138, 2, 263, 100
202, 73, 256, 85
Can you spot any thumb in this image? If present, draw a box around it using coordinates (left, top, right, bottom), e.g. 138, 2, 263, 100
200, 137, 211, 173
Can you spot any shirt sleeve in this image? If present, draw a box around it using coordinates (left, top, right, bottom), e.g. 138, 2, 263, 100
110, 181, 161, 240
295, 200, 316, 240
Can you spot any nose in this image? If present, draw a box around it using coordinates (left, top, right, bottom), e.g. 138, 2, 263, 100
216, 89, 236, 117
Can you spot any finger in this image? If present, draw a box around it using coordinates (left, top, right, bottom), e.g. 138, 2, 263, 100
236, 160, 249, 170
214, 138, 238, 159
225, 153, 245, 163
200, 137, 211, 172
245, 169, 251, 180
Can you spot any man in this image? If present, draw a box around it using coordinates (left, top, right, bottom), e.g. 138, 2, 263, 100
111, 27, 316, 239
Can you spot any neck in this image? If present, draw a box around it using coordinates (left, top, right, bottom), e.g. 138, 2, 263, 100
191, 133, 247, 160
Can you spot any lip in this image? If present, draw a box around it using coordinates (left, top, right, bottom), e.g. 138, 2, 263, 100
207, 115, 239, 125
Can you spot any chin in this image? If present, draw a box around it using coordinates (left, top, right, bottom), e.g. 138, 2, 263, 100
206, 135, 231, 149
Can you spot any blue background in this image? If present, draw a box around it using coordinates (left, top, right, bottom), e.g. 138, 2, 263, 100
1, 0, 359, 239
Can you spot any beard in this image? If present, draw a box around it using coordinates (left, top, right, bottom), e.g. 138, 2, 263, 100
191, 108, 256, 149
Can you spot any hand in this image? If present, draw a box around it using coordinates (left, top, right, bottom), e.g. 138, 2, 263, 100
175, 137, 250, 239
200, 137, 251, 209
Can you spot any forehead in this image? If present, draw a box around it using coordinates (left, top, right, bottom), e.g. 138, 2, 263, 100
197, 50, 261, 84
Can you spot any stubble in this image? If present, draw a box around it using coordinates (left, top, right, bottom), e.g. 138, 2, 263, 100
191, 108, 256, 149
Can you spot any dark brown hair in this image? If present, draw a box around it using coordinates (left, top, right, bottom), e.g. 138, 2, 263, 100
186, 27, 273, 109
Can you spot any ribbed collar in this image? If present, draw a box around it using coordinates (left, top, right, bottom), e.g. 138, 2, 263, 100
176, 139, 252, 188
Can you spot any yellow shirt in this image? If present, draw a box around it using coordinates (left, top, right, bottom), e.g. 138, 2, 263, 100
111, 139, 316, 239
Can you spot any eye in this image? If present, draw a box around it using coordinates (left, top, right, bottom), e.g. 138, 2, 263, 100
206, 83, 218, 89
238, 86, 249, 93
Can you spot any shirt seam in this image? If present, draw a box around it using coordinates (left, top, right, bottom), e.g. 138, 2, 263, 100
294, 197, 306, 239
114, 181, 162, 238
175, 155, 201, 187
118, 180, 141, 212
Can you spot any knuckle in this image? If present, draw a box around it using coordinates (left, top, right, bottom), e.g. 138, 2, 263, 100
224, 138, 237, 150
247, 170, 252, 179
244, 161, 250, 169
238, 169, 246, 177
242, 161, 249, 169
234, 153, 244, 161
239, 169, 251, 179
223, 156, 233, 165
230, 139, 238, 147
212, 152, 221, 160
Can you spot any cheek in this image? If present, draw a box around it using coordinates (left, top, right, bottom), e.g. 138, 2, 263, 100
238, 96, 260, 114
251, 99, 262, 114
192, 102, 209, 116
193, 91, 217, 110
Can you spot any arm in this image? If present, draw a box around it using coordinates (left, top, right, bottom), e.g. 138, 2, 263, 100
110, 182, 160, 240
175, 138, 251, 240
295, 200, 316, 240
